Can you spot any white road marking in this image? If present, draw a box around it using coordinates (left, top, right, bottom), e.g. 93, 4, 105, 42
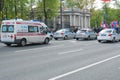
58, 49, 83, 55
69, 40, 77, 43
15, 45, 64, 53
48, 54, 120, 80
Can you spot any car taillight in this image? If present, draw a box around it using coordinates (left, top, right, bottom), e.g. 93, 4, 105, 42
60, 33, 63, 35
108, 34, 112, 36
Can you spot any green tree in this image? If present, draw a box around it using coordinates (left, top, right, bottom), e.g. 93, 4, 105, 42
0, 0, 29, 20
36, 0, 59, 23
66, 0, 95, 9
90, 7, 120, 28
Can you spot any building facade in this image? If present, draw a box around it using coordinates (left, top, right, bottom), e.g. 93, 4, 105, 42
54, 8, 90, 30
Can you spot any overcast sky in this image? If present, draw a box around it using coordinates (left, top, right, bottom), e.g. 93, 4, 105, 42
93, 0, 118, 10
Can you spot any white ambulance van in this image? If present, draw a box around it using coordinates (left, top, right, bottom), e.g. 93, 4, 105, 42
0, 19, 50, 46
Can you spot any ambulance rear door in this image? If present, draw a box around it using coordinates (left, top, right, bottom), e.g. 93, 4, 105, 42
1, 23, 16, 43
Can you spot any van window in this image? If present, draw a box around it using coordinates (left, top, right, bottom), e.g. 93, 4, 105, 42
2, 25, 14, 32
40, 26, 48, 34
28, 26, 38, 32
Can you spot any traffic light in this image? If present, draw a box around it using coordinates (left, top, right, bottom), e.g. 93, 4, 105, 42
0, 0, 4, 11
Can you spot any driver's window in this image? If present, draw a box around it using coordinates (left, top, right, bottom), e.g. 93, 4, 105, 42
40, 26, 47, 34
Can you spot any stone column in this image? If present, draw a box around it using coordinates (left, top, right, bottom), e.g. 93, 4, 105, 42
62, 16, 64, 28
70, 15, 72, 26
81, 16, 83, 29
85, 14, 87, 28
88, 16, 90, 28
73, 15, 75, 27
79, 15, 80, 28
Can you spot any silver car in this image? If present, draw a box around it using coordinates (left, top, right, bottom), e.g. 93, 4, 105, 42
97, 28, 120, 42
54, 29, 75, 40
75, 28, 97, 40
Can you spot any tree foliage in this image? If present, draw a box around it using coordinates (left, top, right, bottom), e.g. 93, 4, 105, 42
90, 7, 120, 28
36, 0, 59, 20
90, 0, 120, 28
66, 0, 95, 9
0, 0, 60, 26
0, 0, 29, 20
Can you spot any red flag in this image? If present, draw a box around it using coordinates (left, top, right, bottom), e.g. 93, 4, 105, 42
101, 0, 110, 2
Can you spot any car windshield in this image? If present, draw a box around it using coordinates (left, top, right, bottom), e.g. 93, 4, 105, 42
57, 29, 68, 33
80, 30, 87, 33
101, 29, 112, 33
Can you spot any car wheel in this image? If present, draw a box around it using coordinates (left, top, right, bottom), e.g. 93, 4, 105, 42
98, 40, 101, 43
54, 38, 58, 40
76, 38, 79, 40
5, 43, 11, 46
64, 35, 68, 40
19, 39, 26, 46
44, 38, 49, 44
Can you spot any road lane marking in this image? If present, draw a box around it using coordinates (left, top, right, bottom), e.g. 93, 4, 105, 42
69, 41, 77, 43
15, 45, 64, 53
48, 54, 120, 80
58, 49, 83, 55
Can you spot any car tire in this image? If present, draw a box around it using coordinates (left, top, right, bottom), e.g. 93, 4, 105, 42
5, 43, 11, 46
44, 38, 49, 44
98, 40, 101, 43
54, 38, 58, 40
64, 35, 68, 40
76, 38, 79, 40
19, 39, 26, 46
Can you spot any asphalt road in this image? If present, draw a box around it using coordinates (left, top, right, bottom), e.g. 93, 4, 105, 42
0, 39, 120, 80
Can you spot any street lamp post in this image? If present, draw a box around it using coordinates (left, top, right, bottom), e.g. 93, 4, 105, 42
60, 0, 64, 29
101, 0, 110, 28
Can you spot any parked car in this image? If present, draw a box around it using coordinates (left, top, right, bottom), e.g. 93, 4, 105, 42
75, 28, 97, 40
97, 28, 120, 42
54, 28, 75, 40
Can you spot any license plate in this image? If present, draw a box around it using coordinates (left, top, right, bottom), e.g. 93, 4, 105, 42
101, 34, 106, 36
